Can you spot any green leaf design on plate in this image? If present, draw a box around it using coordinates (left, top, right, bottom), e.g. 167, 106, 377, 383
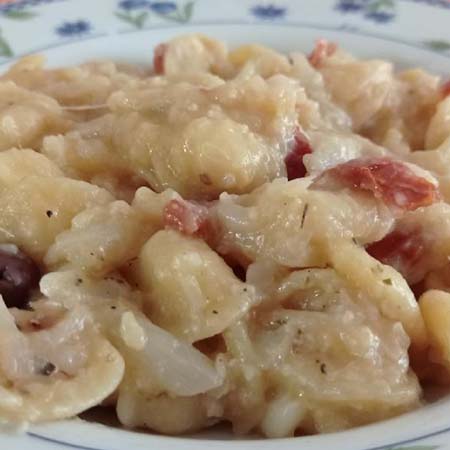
115, 10, 149, 29
183, 1, 195, 21
366, 0, 395, 13
3, 9, 36, 20
154, 1, 195, 23
372, 0, 394, 7
134, 11, 149, 28
387, 445, 440, 450
114, 11, 135, 26
424, 40, 450, 52
0, 33, 13, 58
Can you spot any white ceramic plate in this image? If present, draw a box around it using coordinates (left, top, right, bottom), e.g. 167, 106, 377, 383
1, 0, 450, 449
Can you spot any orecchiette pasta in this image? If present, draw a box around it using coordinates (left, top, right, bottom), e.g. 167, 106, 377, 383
213, 177, 394, 268
420, 290, 450, 370
0, 81, 69, 151
0, 148, 63, 191
117, 391, 209, 434
3, 55, 144, 112
0, 33, 449, 438
0, 297, 124, 422
327, 241, 427, 348
0, 175, 113, 260
45, 200, 156, 275
425, 97, 450, 150
156, 34, 230, 77
319, 50, 394, 130
134, 230, 257, 342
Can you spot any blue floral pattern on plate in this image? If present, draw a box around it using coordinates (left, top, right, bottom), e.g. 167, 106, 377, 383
404, 0, 450, 8
335, 0, 366, 12
335, 0, 396, 23
55, 19, 91, 37
115, 0, 194, 27
0, 1, 449, 449
149, 1, 177, 13
118, 0, 149, 10
250, 4, 286, 19
0, 0, 67, 12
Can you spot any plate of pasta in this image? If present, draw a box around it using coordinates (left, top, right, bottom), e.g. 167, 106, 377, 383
1, 1, 450, 450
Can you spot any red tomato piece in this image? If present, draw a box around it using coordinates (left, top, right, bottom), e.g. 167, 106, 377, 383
312, 157, 439, 212
441, 80, 450, 98
284, 131, 313, 180
308, 39, 337, 68
153, 43, 167, 75
366, 228, 425, 283
163, 199, 208, 235
163, 199, 210, 236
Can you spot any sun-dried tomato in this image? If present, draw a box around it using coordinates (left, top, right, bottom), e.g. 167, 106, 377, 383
162, 198, 218, 245
285, 131, 313, 180
308, 39, 337, 68
441, 80, 450, 98
153, 43, 167, 75
366, 228, 425, 283
312, 157, 439, 211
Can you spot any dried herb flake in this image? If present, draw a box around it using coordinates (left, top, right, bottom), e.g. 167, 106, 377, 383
301, 203, 309, 228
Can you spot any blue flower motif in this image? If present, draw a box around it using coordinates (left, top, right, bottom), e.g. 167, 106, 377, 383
55, 20, 91, 37
148, 1, 177, 14
250, 4, 286, 19
118, 0, 149, 10
364, 10, 395, 22
407, 0, 450, 8
0, 0, 65, 12
335, 0, 396, 23
335, 0, 365, 12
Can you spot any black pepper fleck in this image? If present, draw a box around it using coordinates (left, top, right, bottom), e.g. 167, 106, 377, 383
40, 362, 56, 376
320, 363, 327, 374
110, 305, 117, 310
76, 278, 83, 286
212, 310, 218, 314
46, 210, 53, 218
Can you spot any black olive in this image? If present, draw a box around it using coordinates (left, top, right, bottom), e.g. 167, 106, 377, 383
0, 248, 40, 309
